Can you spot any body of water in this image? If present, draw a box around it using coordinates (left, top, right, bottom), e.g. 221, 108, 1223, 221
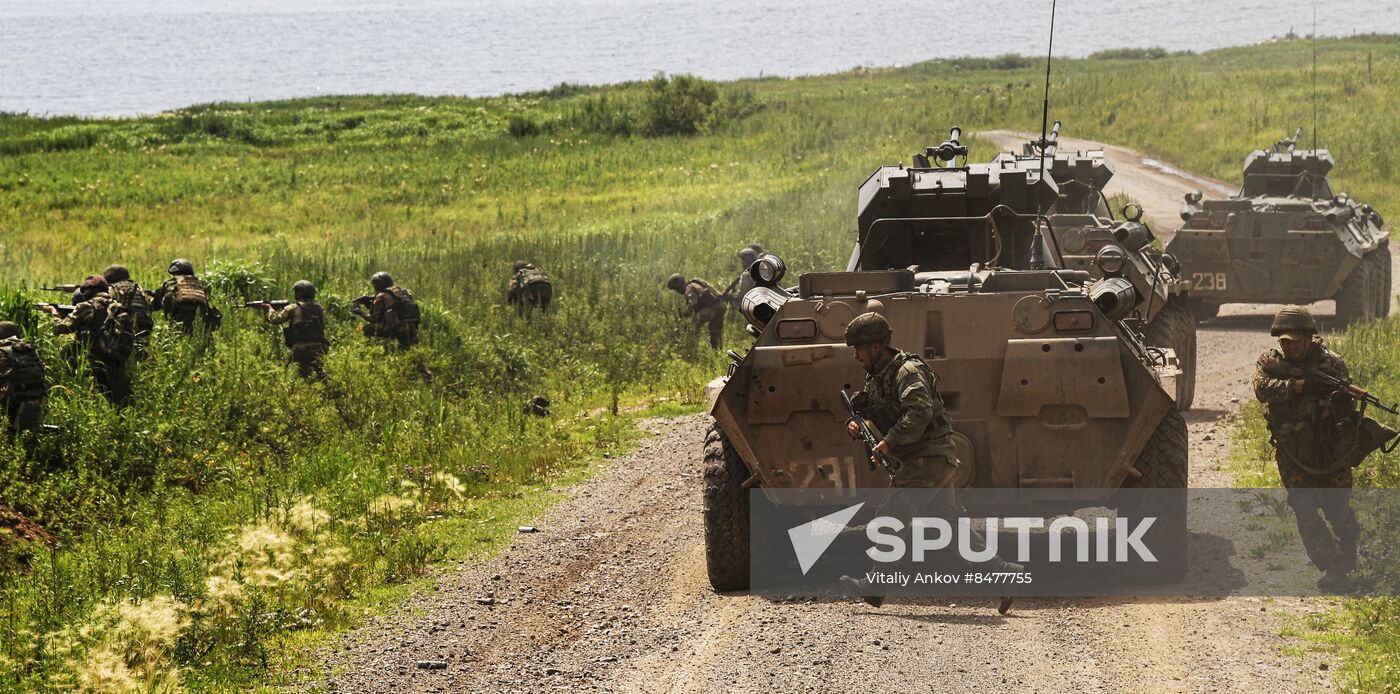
1, 0, 1397, 116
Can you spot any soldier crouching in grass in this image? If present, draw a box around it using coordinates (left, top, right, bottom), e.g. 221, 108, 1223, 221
255, 280, 329, 379
1253, 305, 1362, 591
837, 312, 1022, 613
665, 273, 725, 349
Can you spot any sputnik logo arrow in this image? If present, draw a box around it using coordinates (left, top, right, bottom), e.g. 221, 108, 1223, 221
787, 502, 865, 575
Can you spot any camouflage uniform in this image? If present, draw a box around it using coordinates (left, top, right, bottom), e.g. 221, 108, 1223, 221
508, 264, 553, 316
1253, 335, 1359, 572
152, 275, 218, 333
852, 350, 959, 489
266, 301, 329, 378
0, 332, 46, 433
682, 279, 726, 349
364, 286, 420, 350
53, 293, 131, 402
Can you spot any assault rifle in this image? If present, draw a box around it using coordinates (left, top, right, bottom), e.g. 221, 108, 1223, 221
241, 300, 292, 310
840, 389, 896, 481
350, 295, 375, 320
40, 284, 80, 294
1292, 366, 1399, 415
35, 302, 75, 317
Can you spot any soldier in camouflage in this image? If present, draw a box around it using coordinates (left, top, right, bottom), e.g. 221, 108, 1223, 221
0, 322, 46, 434
362, 271, 420, 350
1253, 305, 1359, 589
256, 280, 329, 379
44, 276, 132, 403
666, 273, 725, 349
507, 261, 553, 316
100, 264, 156, 354
151, 259, 221, 334
724, 245, 764, 315
839, 312, 1021, 612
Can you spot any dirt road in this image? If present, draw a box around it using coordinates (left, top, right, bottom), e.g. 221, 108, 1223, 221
308, 137, 1398, 693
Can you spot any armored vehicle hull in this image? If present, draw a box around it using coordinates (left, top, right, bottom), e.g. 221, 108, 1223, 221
703, 129, 1188, 592
1166, 130, 1389, 324
999, 132, 1197, 409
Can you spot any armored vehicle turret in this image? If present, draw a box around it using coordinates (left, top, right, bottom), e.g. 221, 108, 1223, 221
1167, 128, 1389, 324
1000, 124, 1197, 409
702, 128, 1189, 592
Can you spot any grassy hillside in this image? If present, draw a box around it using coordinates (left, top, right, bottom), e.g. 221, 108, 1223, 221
2, 36, 1399, 690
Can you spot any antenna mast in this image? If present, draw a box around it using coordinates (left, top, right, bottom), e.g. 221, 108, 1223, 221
1311, 5, 1318, 150
1028, 0, 1058, 270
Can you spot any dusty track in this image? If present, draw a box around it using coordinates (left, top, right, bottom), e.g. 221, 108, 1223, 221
308, 136, 1400, 693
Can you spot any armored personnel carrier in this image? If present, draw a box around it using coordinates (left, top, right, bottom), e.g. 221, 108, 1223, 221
1167, 128, 1389, 324
1002, 124, 1197, 409
703, 128, 1188, 591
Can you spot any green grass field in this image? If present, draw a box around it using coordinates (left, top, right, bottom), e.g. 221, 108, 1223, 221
3, 36, 1400, 691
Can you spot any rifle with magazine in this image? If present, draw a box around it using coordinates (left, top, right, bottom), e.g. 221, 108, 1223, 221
35, 302, 75, 318
841, 388, 896, 481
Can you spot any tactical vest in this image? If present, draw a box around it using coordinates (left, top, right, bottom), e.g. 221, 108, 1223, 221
863, 351, 954, 448
385, 287, 420, 325
283, 302, 327, 347
168, 275, 209, 308
107, 281, 155, 339
96, 297, 138, 361
0, 338, 46, 403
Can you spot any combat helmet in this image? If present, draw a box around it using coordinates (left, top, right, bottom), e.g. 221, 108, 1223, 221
1270, 305, 1318, 338
845, 312, 892, 346
168, 258, 194, 276
737, 247, 760, 269
513, 260, 531, 273
293, 280, 316, 301
666, 274, 686, 292
0, 322, 19, 340
101, 264, 131, 283
370, 271, 394, 292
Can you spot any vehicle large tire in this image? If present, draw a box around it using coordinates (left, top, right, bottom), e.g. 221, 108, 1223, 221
1368, 248, 1392, 318
1118, 408, 1189, 583
1146, 299, 1197, 411
1334, 256, 1373, 326
703, 422, 751, 592
1121, 407, 1189, 490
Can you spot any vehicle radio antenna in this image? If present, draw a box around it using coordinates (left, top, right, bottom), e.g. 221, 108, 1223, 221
1028, 0, 1058, 270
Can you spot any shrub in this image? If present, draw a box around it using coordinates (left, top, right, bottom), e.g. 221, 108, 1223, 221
643, 74, 721, 136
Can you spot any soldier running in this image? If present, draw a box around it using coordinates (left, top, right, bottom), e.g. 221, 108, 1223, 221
1253, 305, 1362, 590
666, 273, 725, 349
839, 312, 1022, 613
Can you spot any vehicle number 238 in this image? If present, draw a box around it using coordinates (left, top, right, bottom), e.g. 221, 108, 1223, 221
1191, 272, 1228, 292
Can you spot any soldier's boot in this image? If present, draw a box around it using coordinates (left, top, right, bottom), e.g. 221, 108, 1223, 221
1318, 565, 1352, 592
838, 575, 885, 609
992, 558, 1025, 615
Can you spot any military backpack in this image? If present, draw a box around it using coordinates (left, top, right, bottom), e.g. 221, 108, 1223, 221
107, 281, 155, 342
0, 339, 46, 404
385, 287, 420, 326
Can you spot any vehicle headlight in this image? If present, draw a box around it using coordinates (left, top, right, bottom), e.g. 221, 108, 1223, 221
750, 254, 787, 287
1094, 245, 1129, 276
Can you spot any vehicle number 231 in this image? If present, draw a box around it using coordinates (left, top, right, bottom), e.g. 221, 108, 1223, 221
1191, 272, 1228, 292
